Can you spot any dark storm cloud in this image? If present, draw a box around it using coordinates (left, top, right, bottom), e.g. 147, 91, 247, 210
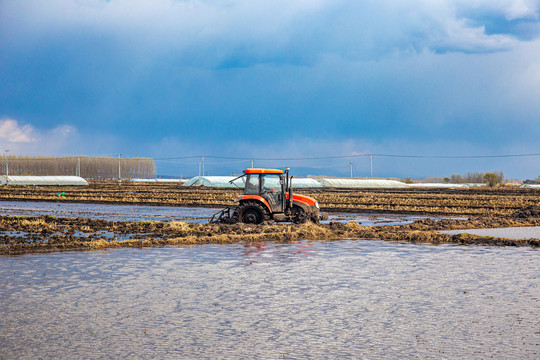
1, 0, 540, 177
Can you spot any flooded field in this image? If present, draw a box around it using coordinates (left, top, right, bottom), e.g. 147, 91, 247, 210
1, 241, 538, 359
441, 226, 540, 239
0, 200, 440, 225
1, 201, 539, 255
0, 200, 218, 223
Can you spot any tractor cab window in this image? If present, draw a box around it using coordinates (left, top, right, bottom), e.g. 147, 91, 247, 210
261, 174, 281, 194
261, 174, 283, 212
244, 174, 260, 195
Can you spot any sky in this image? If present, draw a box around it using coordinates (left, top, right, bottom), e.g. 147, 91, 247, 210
1, 0, 540, 179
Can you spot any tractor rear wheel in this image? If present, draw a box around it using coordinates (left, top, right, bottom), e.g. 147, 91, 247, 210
292, 206, 308, 224
237, 201, 269, 225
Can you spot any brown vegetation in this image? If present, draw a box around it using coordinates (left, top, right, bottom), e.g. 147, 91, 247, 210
483, 173, 500, 187
1, 209, 539, 255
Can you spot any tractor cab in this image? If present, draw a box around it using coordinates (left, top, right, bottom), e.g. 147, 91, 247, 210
243, 168, 285, 213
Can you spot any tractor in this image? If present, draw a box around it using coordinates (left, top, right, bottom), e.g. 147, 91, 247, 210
210, 168, 328, 224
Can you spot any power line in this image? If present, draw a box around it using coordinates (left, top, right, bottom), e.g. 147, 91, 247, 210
153, 154, 369, 161
152, 153, 540, 161
5, 152, 540, 162
154, 155, 202, 161
372, 153, 540, 159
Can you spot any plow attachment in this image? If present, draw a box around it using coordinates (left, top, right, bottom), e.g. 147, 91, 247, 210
209, 207, 238, 224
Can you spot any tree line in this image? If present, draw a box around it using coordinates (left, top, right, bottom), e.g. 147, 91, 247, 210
1, 155, 155, 180
406, 171, 505, 187
447, 171, 504, 185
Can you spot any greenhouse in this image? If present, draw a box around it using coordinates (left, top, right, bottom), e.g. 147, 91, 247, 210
260, 177, 322, 188
155, 179, 186, 184
289, 178, 323, 188
131, 178, 186, 184
0, 176, 89, 186
521, 184, 540, 189
183, 176, 246, 188
183, 176, 323, 189
320, 178, 408, 189
410, 183, 470, 189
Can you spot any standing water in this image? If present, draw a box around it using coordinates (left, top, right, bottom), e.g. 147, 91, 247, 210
1, 240, 538, 359
0, 200, 450, 225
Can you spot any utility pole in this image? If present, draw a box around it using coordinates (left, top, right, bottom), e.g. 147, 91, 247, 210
251, 159, 254, 168
349, 161, 353, 178
370, 154, 373, 178
4, 150, 9, 176
77, 156, 81, 177
118, 153, 122, 186
202, 156, 205, 177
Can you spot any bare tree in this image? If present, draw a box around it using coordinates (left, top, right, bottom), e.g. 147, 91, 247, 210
3, 155, 156, 180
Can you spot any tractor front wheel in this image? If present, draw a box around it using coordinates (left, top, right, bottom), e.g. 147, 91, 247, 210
292, 206, 308, 224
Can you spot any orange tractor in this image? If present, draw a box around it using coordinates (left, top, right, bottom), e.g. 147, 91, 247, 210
210, 168, 328, 224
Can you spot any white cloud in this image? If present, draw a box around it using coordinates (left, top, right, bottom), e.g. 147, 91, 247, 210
0, 118, 79, 155
456, 0, 540, 20
434, 19, 516, 52
506, 0, 538, 20
0, 118, 35, 143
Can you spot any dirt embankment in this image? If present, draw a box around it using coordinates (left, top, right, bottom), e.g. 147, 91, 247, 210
2, 206, 539, 255
0, 182, 538, 216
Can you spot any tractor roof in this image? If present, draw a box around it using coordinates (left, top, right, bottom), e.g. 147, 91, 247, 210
244, 168, 284, 174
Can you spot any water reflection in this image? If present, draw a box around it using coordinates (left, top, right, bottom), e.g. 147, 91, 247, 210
242, 241, 317, 265
0, 241, 538, 359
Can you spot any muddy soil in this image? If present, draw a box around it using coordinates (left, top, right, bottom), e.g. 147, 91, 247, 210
1, 206, 539, 255
0, 181, 538, 216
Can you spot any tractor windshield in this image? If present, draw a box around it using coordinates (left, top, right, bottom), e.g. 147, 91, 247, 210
244, 174, 260, 195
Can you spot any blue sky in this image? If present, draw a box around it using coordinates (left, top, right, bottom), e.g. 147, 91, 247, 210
1, 0, 540, 178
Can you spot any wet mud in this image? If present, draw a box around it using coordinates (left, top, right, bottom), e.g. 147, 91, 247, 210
1, 206, 539, 255
0, 181, 538, 216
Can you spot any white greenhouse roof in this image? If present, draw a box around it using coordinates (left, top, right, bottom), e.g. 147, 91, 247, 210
320, 178, 409, 189
183, 176, 246, 188
183, 176, 323, 189
155, 179, 186, 183
131, 178, 186, 184
289, 178, 323, 188
521, 184, 540, 189
0, 176, 88, 186
410, 183, 470, 189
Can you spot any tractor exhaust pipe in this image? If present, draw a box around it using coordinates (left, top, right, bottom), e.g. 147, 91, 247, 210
285, 168, 291, 215
288, 176, 293, 214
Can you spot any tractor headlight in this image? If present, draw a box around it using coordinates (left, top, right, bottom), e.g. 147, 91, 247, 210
315, 202, 319, 209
